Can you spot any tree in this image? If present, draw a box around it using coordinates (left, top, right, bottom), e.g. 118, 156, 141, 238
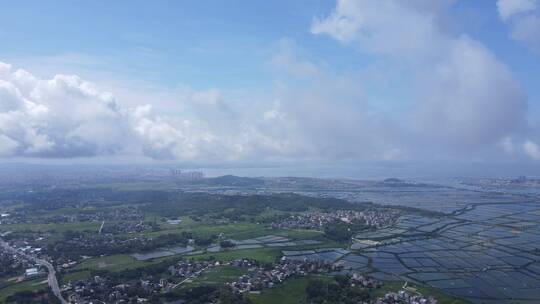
219, 240, 236, 249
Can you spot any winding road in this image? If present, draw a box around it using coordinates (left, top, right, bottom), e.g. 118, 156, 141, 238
0, 239, 67, 304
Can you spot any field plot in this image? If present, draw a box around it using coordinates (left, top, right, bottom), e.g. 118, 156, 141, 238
189, 247, 282, 263
347, 201, 540, 303
75, 254, 170, 272
0, 278, 48, 302
248, 275, 333, 304
132, 246, 195, 261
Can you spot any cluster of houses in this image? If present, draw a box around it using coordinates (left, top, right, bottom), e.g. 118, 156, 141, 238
228, 257, 343, 293
101, 221, 157, 234
375, 289, 438, 304
229, 258, 259, 268
0, 211, 24, 225
60, 255, 441, 304
0, 207, 144, 226
4, 239, 43, 255
43, 207, 144, 224
0, 248, 45, 279
167, 259, 213, 278
64, 275, 164, 303
348, 272, 383, 289
271, 209, 399, 230
50, 231, 184, 258
63, 259, 217, 303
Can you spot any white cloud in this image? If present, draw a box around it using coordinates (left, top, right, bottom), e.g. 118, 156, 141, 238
312, 0, 528, 154
269, 77, 378, 159
131, 109, 197, 160
524, 141, 540, 160
0, 62, 234, 160
381, 148, 404, 161
0, 134, 18, 156
500, 137, 516, 155
0, 1, 536, 165
0, 80, 24, 112
270, 39, 320, 77
497, 0, 540, 54
416, 36, 527, 148
0, 66, 132, 157
510, 14, 540, 53
3, 60, 376, 161
311, 0, 454, 61
497, 0, 537, 20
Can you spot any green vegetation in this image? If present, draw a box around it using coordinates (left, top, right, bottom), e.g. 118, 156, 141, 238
135, 192, 370, 219
4, 289, 59, 304
1, 221, 101, 233
0, 279, 47, 302
304, 278, 371, 303
273, 229, 323, 240
97, 180, 179, 191
323, 219, 371, 242
51, 231, 190, 260
190, 248, 282, 264
74, 254, 169, 272
248, 276, 333, 304
189, 223, 264, 239
59, 270, 91, 284
152, 221, 325, 242
173, 285, 252, 304
0, 182, 472, 304
249, 277, 470, 304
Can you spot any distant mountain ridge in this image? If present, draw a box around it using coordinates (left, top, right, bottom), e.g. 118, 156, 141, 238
201, 175, 266, 187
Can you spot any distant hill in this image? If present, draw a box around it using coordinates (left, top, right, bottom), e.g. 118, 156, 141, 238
203, 175, 266, 187
377, 177, 440, 188
383, 178, 404, 183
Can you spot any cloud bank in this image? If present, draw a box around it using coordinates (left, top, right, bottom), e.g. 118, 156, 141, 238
1, 0, 539, 164
0, 62, 278, 161
0, 44, 407, 163
312, 0, 535, 159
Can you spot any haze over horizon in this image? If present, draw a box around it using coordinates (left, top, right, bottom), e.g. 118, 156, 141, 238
2, 0, 540, 177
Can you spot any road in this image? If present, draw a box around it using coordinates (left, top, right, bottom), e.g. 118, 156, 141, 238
98, 220, 105, 234
171, 265, 210, 289
0, 239, 67, 304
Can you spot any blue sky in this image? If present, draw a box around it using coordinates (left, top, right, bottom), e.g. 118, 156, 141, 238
1, 1, 330, 87
1, 0, 540, 176
1, 0, 538, 118
0, 1, 537, 91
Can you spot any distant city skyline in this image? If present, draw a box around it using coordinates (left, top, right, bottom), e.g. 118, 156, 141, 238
1, 0, 540, 177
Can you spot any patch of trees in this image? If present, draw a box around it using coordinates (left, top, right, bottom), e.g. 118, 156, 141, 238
305, 277, 370, 304
17, 187, 374, 219
127, 281, 252, 304
257, 213, 289, 224
323, 219, 371, 242
174, 285, 253, 304
219, 240, 236, 249
194, 236, 215, 246
139, 192, 369, 219
385, 204, 444, 217
49, 231, 195, 260
0, 252, 24, 277
96, 258, 177, 280
16, 188, 179, 211
5, 289, 60, 304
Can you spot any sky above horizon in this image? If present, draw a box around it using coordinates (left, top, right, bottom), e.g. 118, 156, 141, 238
1, 0, 540, 176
